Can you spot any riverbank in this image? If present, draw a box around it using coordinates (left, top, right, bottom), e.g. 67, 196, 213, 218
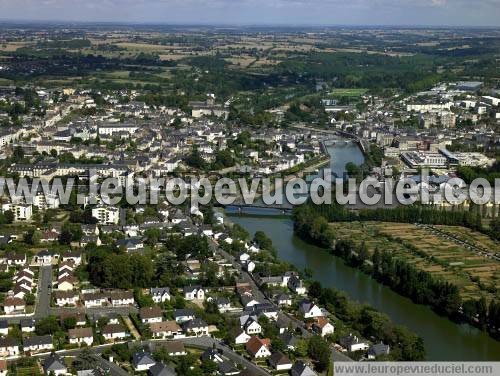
221, 210, 426, 363
227, 211, 500, 361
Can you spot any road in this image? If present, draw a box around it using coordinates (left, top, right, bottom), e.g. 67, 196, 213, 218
34, 336, 271, 376
211, 238, 352, 362
35, 265, 52, 319
4, 265, 52, 324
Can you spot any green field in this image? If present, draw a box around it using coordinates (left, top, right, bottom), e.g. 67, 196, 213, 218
329, 221, 500, 302
328, 88, 368, 97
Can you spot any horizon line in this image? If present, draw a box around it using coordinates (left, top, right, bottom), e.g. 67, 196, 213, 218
0, 19, 499, 30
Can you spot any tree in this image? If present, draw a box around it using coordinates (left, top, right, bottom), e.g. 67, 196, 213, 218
253, 231, 273, 250
307, 335, 330, 372
25, 228, 41, 245
24, 293, 35, 306
73, 348, 98, 371
36, 316, 60, 335
12, 146, 24, 162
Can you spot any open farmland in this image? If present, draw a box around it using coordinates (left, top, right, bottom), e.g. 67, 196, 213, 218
329, 221, 500, 302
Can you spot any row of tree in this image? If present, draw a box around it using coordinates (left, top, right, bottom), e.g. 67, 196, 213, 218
310, 202, 483, 231
308, 280, 426, 360
293, 204, 500, 340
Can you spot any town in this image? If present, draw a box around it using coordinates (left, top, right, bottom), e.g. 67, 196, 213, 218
0, 18, 499, 376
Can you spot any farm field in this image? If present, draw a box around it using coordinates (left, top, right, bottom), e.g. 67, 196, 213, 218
329, 221, 500, 302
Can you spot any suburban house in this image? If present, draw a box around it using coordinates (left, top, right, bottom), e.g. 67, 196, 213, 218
54, 291, 79, 306
246, 336, 272, 358
60, 312, 86, 327
150, 287, 171, 303
182, 318, 209, 337
81, 292, 107, 308
279, 332, 299, 351
201, 348, 224, 363
58, 261, 75, 274
43, 353, 67, 376
132, 350, 156, 372
148, 363, 176, 376
288, 275, 307, 295
368, 343, 390, 359
0, 338, 20, 356
20, 319, 36, 333
149, 321, 181, 339
102, 324, 127, 341
218, 360, 240, 376
6, 253, 26, 266
61, 251, 82, 265
243, 317, 262, 335
276, 293, 292, 306
109, 291, 134, 306
183, 285, 205, 300
3, 297, 25, 314
68, 327, 94, 346
216, 297, 231, 313
312, 317, 335, 337
298, 299, 323, 319
291, 361, 317, 376
116, 237, 144, 252
230, 328, 251, 345
173, 309, 195, 324
0, 321, 8, 336
159, 341, 187, 356
269, 352, 293, 371
57, 275, 76, 291
340, 334, 370, 352
140, 306, 163, 324
23, 335, 53, 352
33, 249, 56, 265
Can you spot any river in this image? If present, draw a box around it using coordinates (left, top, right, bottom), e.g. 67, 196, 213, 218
226, 142, 500, 361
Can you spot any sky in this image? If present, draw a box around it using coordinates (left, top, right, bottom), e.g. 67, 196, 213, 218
0, 0, 499, 27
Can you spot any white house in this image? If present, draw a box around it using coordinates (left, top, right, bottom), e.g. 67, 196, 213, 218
299, 300, 323, 319
243, 317, 262, 335
149, 321, 181, 339
182, 318, 209, 337
68, 328, 94, 346
312, 317, 334, 337
140, 307, 163, 324
150, 287, 171, 303
340, 334, 370, 352
174, 309, 195, 324
3, 297, 25, 314
109, 291, 134, 306
20, 319, 36, 333
0, 338, 19, 357
23, 335, 53, 352
288, 275, 307, 295
183, 285, 205, 301
82, 293, 107, 308
246, 336, 272, 358
232, 329, 251, 345
132, 351, 156, 372
102, 324, 127, 341
269, 352, 293, 371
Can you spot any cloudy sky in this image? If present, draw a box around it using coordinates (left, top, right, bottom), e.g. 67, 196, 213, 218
0, 0, 499, 27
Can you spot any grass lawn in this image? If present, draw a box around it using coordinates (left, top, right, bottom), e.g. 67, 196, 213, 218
328, 88, 368, 97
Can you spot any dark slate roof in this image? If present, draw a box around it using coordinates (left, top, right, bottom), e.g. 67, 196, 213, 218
132, 350, 156, 368
43, 354, 66, 372
23, 335, 52, 347
148, 362, 176, 376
